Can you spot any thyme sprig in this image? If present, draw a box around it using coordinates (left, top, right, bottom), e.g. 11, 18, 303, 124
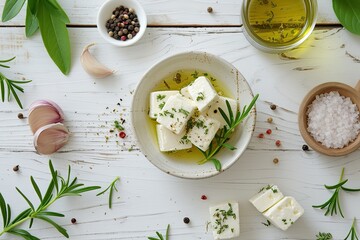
0, 160, 101, 239
316, 232, 333, 240
0, 57, 31, 109
147, 224, 170, 240
345, 218, 359, 240
96, 176, 120, 209
197, 94, 259, 171
312, 168, 360, 218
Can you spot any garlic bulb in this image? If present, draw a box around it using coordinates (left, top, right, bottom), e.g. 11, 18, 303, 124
34, 123, 70, 155
80, 43, 114, 78
28, 100, 65, 134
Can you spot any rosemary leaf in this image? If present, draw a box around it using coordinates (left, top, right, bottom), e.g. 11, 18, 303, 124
96, 176, 120, 209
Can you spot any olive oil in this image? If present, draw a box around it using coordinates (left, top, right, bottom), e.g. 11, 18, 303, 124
147, 69, 232, 163
248, 0, 307, 44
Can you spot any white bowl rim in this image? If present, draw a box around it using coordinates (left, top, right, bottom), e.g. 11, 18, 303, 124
131, 51, 257, 179
96, 0, 147, 47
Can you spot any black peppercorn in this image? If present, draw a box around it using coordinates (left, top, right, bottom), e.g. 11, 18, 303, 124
183, 217, 190, 224
207, 7, 213, 13
17, 113, 24, 119
302, 144, 309, 151
13, 165, 19, 172
71, 218, 76, 224
270, 104, 277, 110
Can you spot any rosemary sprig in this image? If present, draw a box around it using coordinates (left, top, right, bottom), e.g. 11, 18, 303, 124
345, 218, 359, 240
96, 176, 120, 209
0, 57, 31, 109
312, 168, 360, 218
0, 160, 101, 239
148, 224, 170, 240
316, 232, 333, 240
197, 94, 259, 171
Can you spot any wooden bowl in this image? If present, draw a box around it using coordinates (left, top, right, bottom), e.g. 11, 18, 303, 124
298, 80, 360, 156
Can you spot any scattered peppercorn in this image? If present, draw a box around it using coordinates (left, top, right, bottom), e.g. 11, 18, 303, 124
13, 165, 19, 172
183, 217, 190, 224
275, 140, 281, 147
302, 144, 309, 151
17, 113, 24, 119
71, 218, 76, 224
201, 195, 207, 200
119, 131, 126, 138
106, 5, 140, 41
207, 7, 213, 13
273, 158, 279, 164
266, 129, 272, 135
258, 133, 264, 138
267, 117, 273, 123
270, 104, 277, 110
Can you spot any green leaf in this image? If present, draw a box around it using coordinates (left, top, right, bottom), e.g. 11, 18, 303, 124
31, 176, 43, 201
6, 204, 11, 228
225, 100, 234, 124
1, 0, 26, 22
148, 238, 160, 240
8, 228, 40, 240
211, 158, 222, 171
0, 77, 5, 102
49, 160, 59, 193
156, 232, 164, 240
333, 0, 360, 35
36, 0, 71, 75
325, 179, 348, 189
25, 3, 39, 37
11, 208, 32, 224
0, 56, 16, 63
218, 107, 231, 127
16, 187, 35, 210
0, 193, 8, 227
7, 83, 23, 108
223, 143, 237, 151
36, 215, 69, 238
47, 0, 70, 23
72, 186, 101, 194
37, 211, 64, 217
341, 186, 360, 192
165, 224, 170, 240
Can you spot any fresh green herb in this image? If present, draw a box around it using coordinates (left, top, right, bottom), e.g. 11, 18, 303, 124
333, 0, 360, 35
197, 94, 259, 171
96, 176, 120, 209
0, 57, 31, 109
163, 110, 174, 118
345, 218, 359, 240
2, 0, 72, 74
262, 220, 271, 227
259, 185, 278, 194
157, 94, 166, 101
178, 108, 189, 117
148, 224, 170, 240
191, 70, 199, 79
179, 135, 189, 145
114, 120, 124, 131
196, 92, 205, 101
212, 203, 236, 234
313, 168, 360, 218
0, 160, 100, 239
316, 232, 333, 240
203, 72, 208, 76
159, 102, 165, 110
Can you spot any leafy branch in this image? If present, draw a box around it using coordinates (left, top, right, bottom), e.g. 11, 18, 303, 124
2, 0, 72, 74
0, 160, 101, 239
316, 232, 333, 240
0, 57, 31, 109
148, 224, 170, 240
345, 218, 359, 240
96, 176, 120, 209
197, 94, 259, 171
312, 168, 360, 218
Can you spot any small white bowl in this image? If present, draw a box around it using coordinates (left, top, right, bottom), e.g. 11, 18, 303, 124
97, 0, 147, 47
131, 51, 257, 179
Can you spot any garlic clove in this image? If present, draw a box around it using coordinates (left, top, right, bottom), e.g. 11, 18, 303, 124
34, 123, 70, 155
28, 100, 65, 134
80, 43, 114, 78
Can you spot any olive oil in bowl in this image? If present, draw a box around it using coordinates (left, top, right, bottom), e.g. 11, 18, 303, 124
241, 0, 317, 53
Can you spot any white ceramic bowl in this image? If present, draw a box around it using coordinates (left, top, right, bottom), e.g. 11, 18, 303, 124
97, 0, 147, 47
131, 52, 256, 179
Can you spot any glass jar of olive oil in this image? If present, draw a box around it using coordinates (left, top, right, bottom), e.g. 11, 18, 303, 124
241, 0, 317, 53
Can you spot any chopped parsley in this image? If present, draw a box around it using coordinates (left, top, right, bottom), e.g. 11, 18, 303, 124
191, 70, 199, 79
114, 120, 124, 131
213, 203, 237, 235
179, 108, 190, 117
196, 92, 205, 101
163, 110, 174, 118
159, 102, 165, 109
259, 185, 278, 194
157, 94, 166, 101
179, 135, 190, 145
262, 220, 271, 227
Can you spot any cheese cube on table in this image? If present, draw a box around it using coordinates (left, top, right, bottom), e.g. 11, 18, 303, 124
149, 91, 178, 119
206, 96, 238, 128
156, 125, 192, 152
209, 201, 240, 240
180, 86, 192, 99
156, 94, 196, 134
187, 115, 220, 151
188, 76, 219, 112
263, 196, 304, 231
249, 185, 284, 213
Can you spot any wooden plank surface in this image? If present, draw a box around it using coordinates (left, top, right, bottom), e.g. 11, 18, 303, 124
0, 0, 339, 26
0, 27, 360, 239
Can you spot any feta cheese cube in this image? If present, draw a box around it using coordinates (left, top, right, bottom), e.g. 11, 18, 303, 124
249, 185, 284, 213
149, 91, 178, 119
206, 96, 238, 128
263, 196, 304, 231
156, 125, 192, 152
156, 94, 196, 134
187, 115, 220, 151
188, 76, 219, 112
209, 201, 240, 240
180, 86, 192, 99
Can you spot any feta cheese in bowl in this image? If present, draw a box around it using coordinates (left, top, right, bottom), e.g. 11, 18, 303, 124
131, 51, 257, 179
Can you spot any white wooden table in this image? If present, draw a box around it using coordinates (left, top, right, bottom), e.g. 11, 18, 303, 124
1, 1, 360, 239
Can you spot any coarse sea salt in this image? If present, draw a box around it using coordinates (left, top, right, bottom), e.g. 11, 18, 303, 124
307, 91, 360, 148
